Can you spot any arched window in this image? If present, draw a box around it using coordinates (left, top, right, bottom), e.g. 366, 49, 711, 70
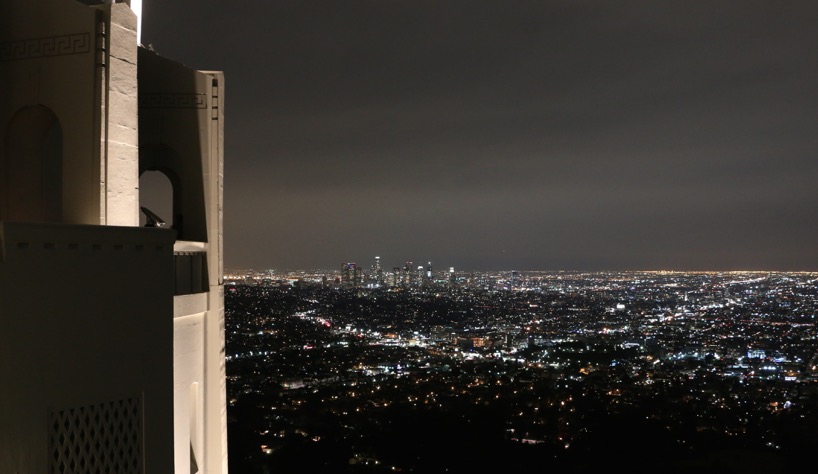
139, 144, 204, 241
2, 105, 63, 222
139, 169, 174, 228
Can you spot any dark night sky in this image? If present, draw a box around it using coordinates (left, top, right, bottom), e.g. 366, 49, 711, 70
140, 0, 818, 273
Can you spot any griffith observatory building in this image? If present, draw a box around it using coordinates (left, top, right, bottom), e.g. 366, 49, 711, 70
0, 1, 228, 473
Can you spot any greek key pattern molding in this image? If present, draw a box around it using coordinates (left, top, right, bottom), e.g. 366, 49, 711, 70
140, 93, 208, 109
0, 33, 91, 62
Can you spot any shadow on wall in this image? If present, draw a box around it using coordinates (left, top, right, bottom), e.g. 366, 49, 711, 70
3, 105, 62, 223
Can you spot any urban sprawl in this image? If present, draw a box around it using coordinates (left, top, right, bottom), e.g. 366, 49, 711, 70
224, 266, 818, 473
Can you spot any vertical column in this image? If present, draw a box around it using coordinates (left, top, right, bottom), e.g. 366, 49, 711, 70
204, 71, 228, 474
102, 4, 140, 226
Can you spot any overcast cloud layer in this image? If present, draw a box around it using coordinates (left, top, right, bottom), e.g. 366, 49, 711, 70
141, 0, 818, 272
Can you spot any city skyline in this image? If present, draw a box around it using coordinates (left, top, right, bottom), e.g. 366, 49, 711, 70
142, 1, 818, 272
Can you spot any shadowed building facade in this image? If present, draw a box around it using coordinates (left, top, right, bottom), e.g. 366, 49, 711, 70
0, 1, 227, 473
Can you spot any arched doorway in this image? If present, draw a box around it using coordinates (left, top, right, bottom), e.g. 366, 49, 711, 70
2, 105, 63, 222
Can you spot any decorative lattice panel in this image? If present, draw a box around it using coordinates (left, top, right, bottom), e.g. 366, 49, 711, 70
48, 396, 143, 474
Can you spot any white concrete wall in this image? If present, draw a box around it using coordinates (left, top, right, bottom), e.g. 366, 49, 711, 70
0, 0, 99, 224
140, 52, 228, 474
172, 305, 206, 474
0, 222, 176, 474
0, 1, 140, 226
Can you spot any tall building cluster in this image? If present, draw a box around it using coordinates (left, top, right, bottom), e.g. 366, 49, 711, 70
340, 256, 451, 289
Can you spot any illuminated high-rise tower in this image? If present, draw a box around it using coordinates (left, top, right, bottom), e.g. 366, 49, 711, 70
511, 270, 521, 290
392, 267, 401, 287
0, 1, 227, 473
373, 256, 383, 286
342, 262, 359, 287
404, 261, 414, 287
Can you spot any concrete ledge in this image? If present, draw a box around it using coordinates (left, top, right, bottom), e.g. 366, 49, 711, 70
174, 292, 208, 318
174, 240, 206, 253
0, 221, 176, 261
